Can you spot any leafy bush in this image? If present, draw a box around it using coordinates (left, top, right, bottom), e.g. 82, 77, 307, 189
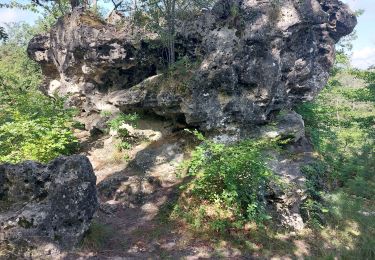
297, 69, 375, 256
116, 141, 132, 151
179, 131, 275, 225
296, 71, 374, 185
107, 112, 139, 154
0, 23, 78, 163
107, 113, 139, 131
0, 87, 78, 163
300, 161, 330, 227
0, 26, 8, 41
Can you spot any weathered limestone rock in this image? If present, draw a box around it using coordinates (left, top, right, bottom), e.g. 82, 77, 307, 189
260, 110, 305, 142
0, 155, 98, 258
267, 138, 314, 230
28, 0, 356, 132
25, 0, 357, 231
176, 0, 356, 129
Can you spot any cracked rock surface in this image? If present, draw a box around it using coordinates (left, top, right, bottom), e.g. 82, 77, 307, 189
0, 155, 98, 259
28, 0, 356, 131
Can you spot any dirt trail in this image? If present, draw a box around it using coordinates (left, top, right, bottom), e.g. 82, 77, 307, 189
66, 119, 246, 259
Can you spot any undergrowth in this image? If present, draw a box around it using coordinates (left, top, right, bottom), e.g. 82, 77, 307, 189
0, 23, 78, 163
300, 161, 330, 228
164, 70, 374, 258
174, 130, 277, 233
296, 69, 375, 258
103, 112, 139, 162
160, 56, 200, 94
0, 90, 78, 163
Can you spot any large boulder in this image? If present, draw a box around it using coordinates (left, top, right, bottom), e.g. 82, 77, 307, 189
176, 0, 357, 130
28, 0, 356, 131
0, 155, 98, 258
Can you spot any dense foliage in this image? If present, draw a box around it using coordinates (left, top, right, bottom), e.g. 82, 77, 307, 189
297, 71, 374, 188
107, 112, 139, 152
297, 68, 375, 257
0, 23, 78, 163
174, 131, 275, 232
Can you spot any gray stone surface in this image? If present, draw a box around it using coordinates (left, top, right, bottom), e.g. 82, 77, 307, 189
267, 141, 314, 230
0, 155, 98, 258
28, 0, 356, 132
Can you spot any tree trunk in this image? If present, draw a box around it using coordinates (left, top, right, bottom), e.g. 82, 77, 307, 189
166, 0, 176, 66
170, 0, 176, 64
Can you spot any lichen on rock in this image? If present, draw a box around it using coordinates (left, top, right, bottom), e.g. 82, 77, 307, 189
0, 155, 98, 259
28, 0, 356, 132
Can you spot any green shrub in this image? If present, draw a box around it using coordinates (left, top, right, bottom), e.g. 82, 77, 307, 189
0, 24, 78, 163
181, 131, 275, 224
0, 90, 78, 163
297, 69, 375, 255
300, 161, 330, 227
107, 113, 139, 131
107, 113, 139, 154
116, 141, 132, 151
296, 70, 374, 185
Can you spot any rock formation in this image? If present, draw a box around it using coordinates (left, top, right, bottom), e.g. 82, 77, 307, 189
0, 155, 98, 258
25, 0, 357, 231
28, 0, 356, 132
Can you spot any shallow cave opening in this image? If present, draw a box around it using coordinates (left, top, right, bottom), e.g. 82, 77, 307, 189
174, 113, 187, 126
267, 109, 282, 122
97, 64, 158, 93
289, 86, 310, 96
120, 108, 193, 133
